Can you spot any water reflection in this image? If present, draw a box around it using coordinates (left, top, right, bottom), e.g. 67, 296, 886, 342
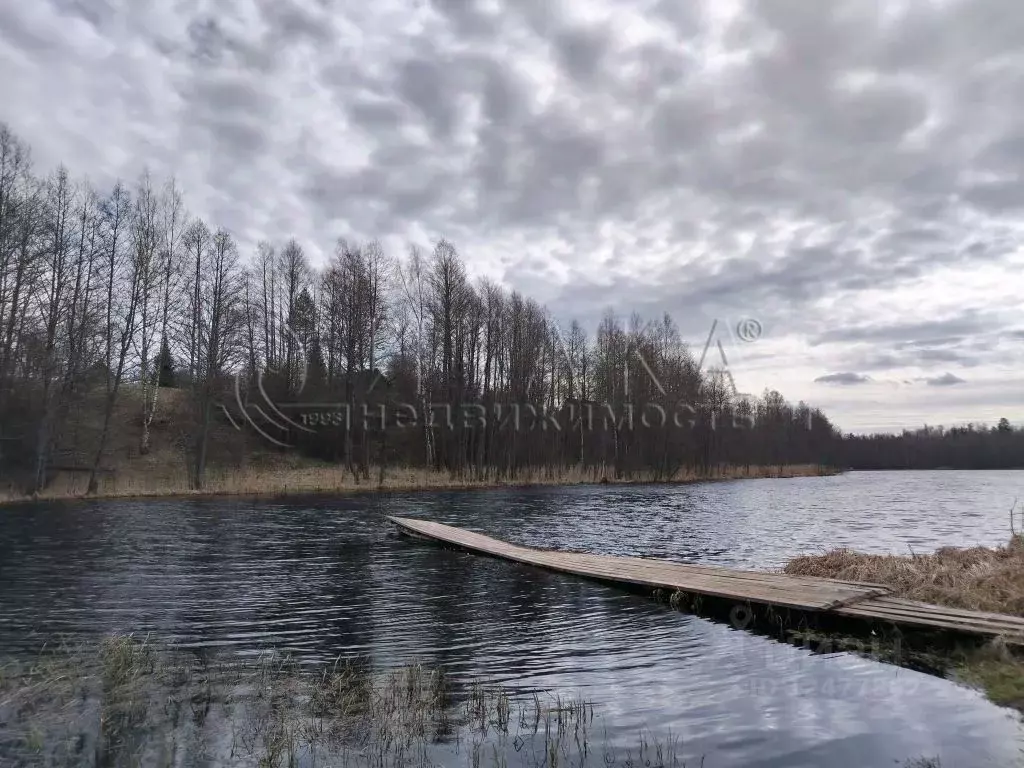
0, 471, 1022, 766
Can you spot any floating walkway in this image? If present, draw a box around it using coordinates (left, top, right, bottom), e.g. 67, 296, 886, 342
389, 516, 1024, 643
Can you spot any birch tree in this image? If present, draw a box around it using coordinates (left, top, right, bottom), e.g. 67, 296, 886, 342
132, 172, 161, 455
397, 245, 433, 468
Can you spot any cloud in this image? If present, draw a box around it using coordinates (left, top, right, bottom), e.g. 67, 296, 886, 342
1, 0, 1022, 431
923, 373, 967, 387
814, 372, 873, 386
809, 314, 992, 349
852, 347, 985, 373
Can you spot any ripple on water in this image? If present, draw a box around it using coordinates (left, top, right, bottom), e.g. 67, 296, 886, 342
0, 471, 1023, 766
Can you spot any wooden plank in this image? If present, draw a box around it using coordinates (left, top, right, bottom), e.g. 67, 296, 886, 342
561, 551, 890, 590
522, 561, 850, 609
836, 600, 1024, 634
558, 552, 888, 595
389, 517, 1024, 642
870, 596, 1024, 624
402, 522, 883, 609
389, 517, 885, 611
838, 602, 1020, 629
552, 554, 883, 606
836, 605, 1024, 639
392, 520, 866, 607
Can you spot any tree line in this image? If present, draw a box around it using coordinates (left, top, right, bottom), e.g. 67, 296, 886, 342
839, 420, 1024, 470
0, 122, 875, 495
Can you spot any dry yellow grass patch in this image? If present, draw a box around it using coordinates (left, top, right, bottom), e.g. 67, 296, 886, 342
0, 462, 834, 505
784, 538, 1024, 616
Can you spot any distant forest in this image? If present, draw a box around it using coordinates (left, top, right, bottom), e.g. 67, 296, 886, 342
841, 421, 1024, 471
0, 123, 1018, 495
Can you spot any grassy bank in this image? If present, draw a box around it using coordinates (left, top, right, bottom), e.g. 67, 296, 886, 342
785, 536, 1024, 711
0, 461, 836, 506
0, 634, 944, 768
0, 383, 839, 505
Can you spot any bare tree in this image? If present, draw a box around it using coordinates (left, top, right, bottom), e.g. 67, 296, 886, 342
182, 220, 212, 383
255, 241, 276, 370
29, 168, 76, 491
427, 239, 473, 472
191, 227, 242, 488
397, 245, 434, 468
0, 122, 854, 490
0, 127, 38, 402
279, 239, 308, 393
157, 178, 184, 370
87, 182, 139, 493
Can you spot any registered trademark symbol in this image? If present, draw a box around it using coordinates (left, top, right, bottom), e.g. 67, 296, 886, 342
735, 318, 762, 343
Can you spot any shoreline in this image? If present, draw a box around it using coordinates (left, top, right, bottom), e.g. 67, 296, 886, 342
0, 462, 838, 507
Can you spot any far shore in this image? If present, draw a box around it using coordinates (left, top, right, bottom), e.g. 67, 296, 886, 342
0, 462, 837, 507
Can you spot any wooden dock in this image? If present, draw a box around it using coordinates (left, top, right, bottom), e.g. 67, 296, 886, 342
389, 516, 1024, 643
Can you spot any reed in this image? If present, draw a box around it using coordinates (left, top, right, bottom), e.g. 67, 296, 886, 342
0, 462, 836, 505
784, 536, 1024, 616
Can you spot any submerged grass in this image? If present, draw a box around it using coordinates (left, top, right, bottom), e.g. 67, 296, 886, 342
0, 634, 705, 768
784, 533, 1024, 712
952, 640, 1024, 711
0, 635, 970, 768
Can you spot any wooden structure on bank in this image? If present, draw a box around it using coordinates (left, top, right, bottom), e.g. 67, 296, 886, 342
389, 516, 1024, 643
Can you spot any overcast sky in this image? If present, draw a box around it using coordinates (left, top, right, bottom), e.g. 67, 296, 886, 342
2, 0, 1023, 433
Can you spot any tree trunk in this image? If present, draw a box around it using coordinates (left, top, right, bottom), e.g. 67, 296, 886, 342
87, 389, 120, 495
194, 397, 212, 490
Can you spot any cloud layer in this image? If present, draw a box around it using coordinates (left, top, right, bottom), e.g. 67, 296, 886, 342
2, 0, 1022, 432
815, 373, 873, 386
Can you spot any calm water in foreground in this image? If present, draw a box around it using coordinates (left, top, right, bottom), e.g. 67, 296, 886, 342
2, 470, 1023, 766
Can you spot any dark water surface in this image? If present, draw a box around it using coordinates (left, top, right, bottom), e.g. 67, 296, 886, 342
2, 470, 1023, 766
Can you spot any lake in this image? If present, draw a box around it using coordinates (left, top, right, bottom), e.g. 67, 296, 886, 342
1, 470, 1023, 767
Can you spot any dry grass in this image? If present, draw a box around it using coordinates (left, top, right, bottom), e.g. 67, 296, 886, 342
784, 537, 1024, 616
0, 461, 835, 505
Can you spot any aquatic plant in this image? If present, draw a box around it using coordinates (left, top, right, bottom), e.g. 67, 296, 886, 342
0, 634, 973, 767
0, 635, 717, 768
